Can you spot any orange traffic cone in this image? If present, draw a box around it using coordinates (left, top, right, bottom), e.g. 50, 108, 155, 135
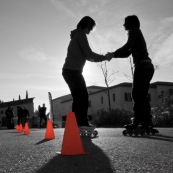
23, 122, 30, 135
18, 123, 23, 132
60, 112, 86, 155
16, 124, 19, 131
45, 120, 55, 140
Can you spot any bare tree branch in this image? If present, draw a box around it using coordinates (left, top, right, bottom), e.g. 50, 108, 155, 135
97, 61, 118, 111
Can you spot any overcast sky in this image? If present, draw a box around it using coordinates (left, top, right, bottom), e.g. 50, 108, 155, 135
0, 0, 173, 112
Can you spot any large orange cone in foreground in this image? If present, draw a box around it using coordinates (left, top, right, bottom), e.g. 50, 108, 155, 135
60, 112, 86, 155
23, 122, 30, 135
18, 123, 23, 132
45, 120, 55, 140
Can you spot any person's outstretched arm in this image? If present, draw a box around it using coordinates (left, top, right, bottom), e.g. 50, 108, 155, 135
114, 49, 131, 58
113, 29, 137, 58
78, 32, 108, 62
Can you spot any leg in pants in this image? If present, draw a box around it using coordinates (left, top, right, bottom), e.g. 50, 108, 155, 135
17, 116, 22, 125
132, 63, 154, 124
44, 116, 47, 127
40, 116, 43, 127
62, 70, 89, 126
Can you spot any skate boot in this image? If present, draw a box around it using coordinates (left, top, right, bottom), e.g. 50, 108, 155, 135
142, 121, 159, 135
79, 124, 98, 137
123, 118, 145, 136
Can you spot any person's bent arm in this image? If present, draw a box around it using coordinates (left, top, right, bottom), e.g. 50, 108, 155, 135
78, 32, 106, 62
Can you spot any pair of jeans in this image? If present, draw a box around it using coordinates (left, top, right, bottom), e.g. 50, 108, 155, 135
132, 62, 154, 124
39, 115, 47, 127
62, 69, 89, 126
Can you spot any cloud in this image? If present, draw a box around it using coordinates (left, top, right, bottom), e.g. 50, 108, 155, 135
25, 85, 58, 91
154, 33, 173, 66
150, 16, 173, 67
0, 71, 58, 80
88, 23, 127, 54
161, 16, 173, 24
19, 46, 48, 63
19, 46, 58, 65
49, 0, 112, 20
49, 0, 78, 19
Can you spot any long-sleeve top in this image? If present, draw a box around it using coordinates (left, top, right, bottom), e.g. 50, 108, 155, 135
114, 28, 151, 65
63, 29, 106, 71
39, 107, 46, 116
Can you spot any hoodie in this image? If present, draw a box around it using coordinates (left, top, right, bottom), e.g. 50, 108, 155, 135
63, 29, 106, 71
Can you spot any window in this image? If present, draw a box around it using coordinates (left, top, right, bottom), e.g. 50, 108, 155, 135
158, 91, 164, 98
169, 89, 173, 96
148, 94, 151, 101
88, 100, 91, 107
101, 96, 103, 104
113, 93, 115, 102
124, 93, 132, 101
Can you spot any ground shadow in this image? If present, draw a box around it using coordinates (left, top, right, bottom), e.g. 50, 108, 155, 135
0, 131, 18, 134
35, 139, 54, 145
35, 137, 114, 173
143, 134, 173, 142
0, 128, 15, 131
130, 134, 173, 142
30, 129, 45, 131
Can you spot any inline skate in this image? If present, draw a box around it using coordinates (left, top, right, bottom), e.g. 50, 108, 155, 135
123, 118, 159, 136
79, 125, 98, 137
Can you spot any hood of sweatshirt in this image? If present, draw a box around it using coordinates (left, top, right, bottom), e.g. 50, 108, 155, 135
70, 29, 82, 39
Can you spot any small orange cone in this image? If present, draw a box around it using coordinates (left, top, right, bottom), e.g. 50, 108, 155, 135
45, 120, 55, 140
18, 123, 23, 132
60, 112, 86, 155
23, 122, 30, 135
16, 125, 19, 131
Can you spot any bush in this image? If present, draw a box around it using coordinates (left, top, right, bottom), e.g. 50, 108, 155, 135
91, 108, 133, 127
29, 117, 39, 128
152, 96, 173, 127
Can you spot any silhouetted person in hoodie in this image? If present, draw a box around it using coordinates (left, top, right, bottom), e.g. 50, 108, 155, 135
108, 15, 154, 128
62, 16, 111, 127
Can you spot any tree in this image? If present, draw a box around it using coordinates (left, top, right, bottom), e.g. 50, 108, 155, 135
123, 56, 134, 81
97, 61, 118, 111
152, 96, 173, 126
124, 55, 159, 82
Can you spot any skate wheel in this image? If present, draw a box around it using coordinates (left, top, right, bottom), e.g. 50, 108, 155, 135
146, 130, 150, 135
122, 130, 127, 136
128, 131, 133, 136
93, 130, 98, 137
134, 132, 138, 136
87, 131, 92, 136
140, 131, 145, 136
80, 131, 86, 136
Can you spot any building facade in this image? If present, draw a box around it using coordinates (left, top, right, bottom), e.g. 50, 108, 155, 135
52, 81, 173, 126
0, 98, 34, 127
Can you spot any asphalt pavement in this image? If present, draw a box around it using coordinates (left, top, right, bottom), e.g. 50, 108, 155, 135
0, 128, 173, 173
